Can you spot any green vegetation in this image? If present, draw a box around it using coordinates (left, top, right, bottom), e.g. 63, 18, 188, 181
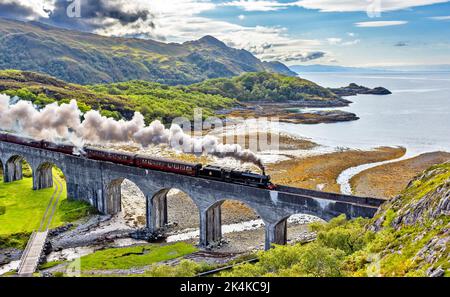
187, 72, 338, 102
38, 260, 64, 270
0, 232, 31, 250
0, 168, 96, 249
142, 260, 210, 277
0, 19, 294, 85
77, 242, 197, 271
0, 70, 345, 125
160, 162, 450, 277
88, 80, 236, 122
0, 70, 237, 123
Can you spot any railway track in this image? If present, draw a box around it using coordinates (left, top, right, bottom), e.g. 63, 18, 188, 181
37, 176, 60, 232
18, 174, 64, 276
44, 176, 64, 231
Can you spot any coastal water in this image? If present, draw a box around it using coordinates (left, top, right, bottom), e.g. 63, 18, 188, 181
279, 72, 450, 155
276, 72, 450, 194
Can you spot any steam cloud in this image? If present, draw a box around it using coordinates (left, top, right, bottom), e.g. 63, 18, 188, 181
0, 95, 264, 170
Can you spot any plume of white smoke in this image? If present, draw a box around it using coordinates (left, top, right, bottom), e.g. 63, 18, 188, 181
79, 110, 145, 143
133, 120, 170, 146
0, 95, 265, 170
0, 94, 82, 142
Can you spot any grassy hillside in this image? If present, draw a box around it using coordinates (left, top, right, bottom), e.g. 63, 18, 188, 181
223, 162, 450, 277
0, 18, 295, 85
186, 72, 340, 103
0, 70, 237, 123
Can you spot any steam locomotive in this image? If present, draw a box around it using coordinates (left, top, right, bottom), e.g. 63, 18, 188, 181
0, 132, 276, 190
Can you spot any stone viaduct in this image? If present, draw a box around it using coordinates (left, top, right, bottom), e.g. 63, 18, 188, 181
0, 141, 385, 249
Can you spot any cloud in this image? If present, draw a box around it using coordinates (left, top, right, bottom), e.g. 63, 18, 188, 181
342, 39, 360, 46
46, 0, 155, 37
429, 15, 450, 20
222, 0, 290, 12
262, 51, 326, 62
327, 37, 342, 45
0, 0, 327, 63
222, 0, 450, 12
327, 37, 359, 46
0, 0, 54, 20
394, 41, 408, 46
355, 21, 408, 27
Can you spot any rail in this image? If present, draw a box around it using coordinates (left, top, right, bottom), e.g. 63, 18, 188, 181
17, 175, 63, 276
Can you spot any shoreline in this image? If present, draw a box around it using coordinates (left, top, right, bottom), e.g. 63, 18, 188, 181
350, 151, 450, 198
267, 146, 407, 193
336, 148, 408, 195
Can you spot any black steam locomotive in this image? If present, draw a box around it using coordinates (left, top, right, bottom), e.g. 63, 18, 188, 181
0, 132, 276, 190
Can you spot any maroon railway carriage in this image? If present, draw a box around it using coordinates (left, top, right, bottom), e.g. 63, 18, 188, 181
4, 133, 43, 149
84, 147, 136, 166
42, 141, 76, 155
0, 132, 8, 142
135, 155, 201, 176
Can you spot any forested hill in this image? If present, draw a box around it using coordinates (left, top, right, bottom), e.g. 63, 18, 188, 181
0, 18, 296, 85
0, 70, 237, 124
186, 72, 345, 104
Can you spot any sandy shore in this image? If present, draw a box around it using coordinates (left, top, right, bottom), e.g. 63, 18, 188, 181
267, 147, 406, 193
350, 152, 450, 198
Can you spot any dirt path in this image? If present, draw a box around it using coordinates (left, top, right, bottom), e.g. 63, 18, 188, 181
350, 152, 450, 198
267, 147, 406, 193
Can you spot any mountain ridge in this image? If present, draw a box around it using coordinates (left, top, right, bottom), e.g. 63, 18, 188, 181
0, 18, 296, 85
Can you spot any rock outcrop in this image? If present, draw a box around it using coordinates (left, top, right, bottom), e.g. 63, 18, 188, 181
368, 162, 450, 276
330, 83, 392, 97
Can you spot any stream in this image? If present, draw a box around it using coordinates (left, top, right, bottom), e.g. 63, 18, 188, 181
336, 151, 413, 195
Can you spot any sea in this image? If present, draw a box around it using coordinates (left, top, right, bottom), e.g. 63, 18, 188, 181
278, 72, 450, 157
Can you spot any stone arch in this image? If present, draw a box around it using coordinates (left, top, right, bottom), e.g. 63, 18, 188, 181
147, 187, 201, 236
269, 212, 325, 248
33, 160, 68, 191
102, 177, 149, 217
201, 199, 266, 249
4, 154, 32, 183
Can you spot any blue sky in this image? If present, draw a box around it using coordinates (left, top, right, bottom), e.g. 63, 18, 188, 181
1, 0, 449, 67
201, 0, 450, 66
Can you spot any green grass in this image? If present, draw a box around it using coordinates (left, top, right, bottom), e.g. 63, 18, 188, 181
38, 260, 65, 270
77, 242, 197, 271
0, 170, 96, 248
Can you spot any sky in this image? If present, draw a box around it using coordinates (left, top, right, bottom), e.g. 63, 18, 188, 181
0, 0, 449, 67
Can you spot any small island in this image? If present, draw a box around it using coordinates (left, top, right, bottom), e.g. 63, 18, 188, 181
228, 105, 359, 124
329, 83, 392, 97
